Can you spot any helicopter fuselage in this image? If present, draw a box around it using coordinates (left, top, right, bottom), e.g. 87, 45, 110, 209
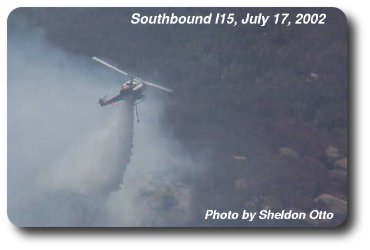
93, 56, 172, 107
99, 80, 146, 107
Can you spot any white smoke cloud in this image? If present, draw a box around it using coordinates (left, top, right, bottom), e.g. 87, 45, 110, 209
101, 96, 195, 226
8, 20, 199, 227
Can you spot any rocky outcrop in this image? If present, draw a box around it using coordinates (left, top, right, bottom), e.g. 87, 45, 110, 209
279, 147, 299, 158
334, 158, 347, 170
326, 145, 340, 158
315, 193, 347, 217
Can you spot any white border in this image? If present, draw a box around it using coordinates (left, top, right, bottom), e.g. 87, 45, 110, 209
1, 1, 369, 249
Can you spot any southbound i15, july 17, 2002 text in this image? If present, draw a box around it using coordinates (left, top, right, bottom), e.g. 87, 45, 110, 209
131, 12, 328, 27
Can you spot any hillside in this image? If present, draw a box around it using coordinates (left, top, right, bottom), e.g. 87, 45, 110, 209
9, 8, 348, 226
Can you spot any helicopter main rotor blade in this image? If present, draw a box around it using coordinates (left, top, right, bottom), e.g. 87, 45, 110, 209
93, 56, 173, 93
92, 57, 129, 76
141, 80, 173, 93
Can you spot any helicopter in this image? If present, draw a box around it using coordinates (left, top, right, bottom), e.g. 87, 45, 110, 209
92, 57, 173, 107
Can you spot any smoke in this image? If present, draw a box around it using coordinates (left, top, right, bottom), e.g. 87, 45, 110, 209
8, 20, 199, 226
101, 96, 195, 226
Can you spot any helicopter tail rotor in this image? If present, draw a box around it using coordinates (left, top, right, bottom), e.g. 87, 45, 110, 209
98, 95, 108, 106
